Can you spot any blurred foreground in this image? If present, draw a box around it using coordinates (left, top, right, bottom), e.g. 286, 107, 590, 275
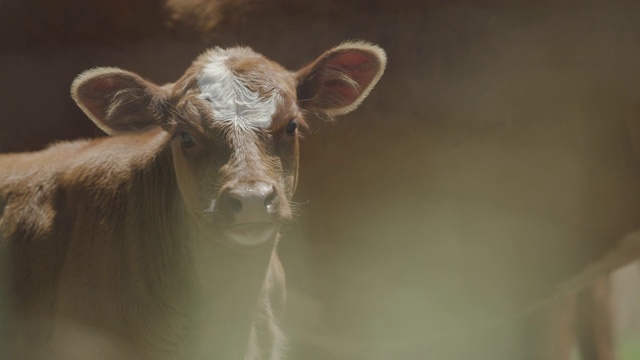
2, 0, 640, 359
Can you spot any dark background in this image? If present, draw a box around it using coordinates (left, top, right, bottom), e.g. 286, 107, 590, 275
2, 1, 640, 358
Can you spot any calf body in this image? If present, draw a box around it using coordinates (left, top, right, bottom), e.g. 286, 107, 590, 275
0, 43, 385, 359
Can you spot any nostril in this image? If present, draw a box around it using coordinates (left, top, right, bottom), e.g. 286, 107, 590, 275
225, 183, 277, 216
264, 188, 277, 208
227, 194, 243, 212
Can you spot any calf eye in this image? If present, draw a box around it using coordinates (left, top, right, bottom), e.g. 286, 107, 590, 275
180, 132, 195, 148
285, 120, 298, 136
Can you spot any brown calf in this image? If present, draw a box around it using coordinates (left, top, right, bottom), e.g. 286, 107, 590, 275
0, 42, 386, 360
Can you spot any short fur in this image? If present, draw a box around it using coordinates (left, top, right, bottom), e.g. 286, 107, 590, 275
0, 42, 385, 360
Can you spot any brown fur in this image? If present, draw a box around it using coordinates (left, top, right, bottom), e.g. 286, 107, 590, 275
0, 43, 385, 360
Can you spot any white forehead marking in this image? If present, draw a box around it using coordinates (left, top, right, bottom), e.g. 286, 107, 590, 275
196, 55, 277, 129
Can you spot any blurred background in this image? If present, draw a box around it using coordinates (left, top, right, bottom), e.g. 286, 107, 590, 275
2, 0, 640, 359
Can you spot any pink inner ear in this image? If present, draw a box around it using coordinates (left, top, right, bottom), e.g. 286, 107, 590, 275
325, 80, 359, 104
325, 51, 378, 105
90, 75, 129, 95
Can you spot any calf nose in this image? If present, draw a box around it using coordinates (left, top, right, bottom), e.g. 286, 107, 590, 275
225, 182, 277, 222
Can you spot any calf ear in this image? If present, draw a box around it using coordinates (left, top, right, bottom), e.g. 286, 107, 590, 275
71, 68, 166, 135
295, 41, 386, 118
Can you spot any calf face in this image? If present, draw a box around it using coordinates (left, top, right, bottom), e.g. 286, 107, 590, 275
72, 42, 386, 246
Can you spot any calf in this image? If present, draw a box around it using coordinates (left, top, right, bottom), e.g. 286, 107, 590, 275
0, 42, 386, 360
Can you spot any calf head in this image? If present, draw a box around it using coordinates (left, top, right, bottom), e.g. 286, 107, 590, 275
72, 42, 386, 246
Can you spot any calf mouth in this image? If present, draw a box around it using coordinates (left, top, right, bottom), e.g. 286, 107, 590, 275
224, 221, 278, 246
